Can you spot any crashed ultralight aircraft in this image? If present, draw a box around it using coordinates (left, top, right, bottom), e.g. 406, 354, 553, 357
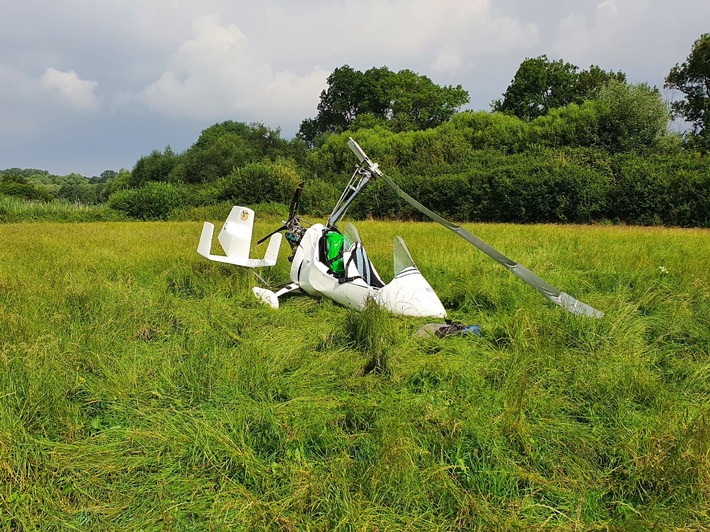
197, 138, 602, 319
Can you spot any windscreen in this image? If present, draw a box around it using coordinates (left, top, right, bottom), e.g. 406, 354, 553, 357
392, 236, 416, 276
343, 222, 360, 245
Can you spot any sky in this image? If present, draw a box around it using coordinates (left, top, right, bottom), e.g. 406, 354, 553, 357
1, 0, 708, 177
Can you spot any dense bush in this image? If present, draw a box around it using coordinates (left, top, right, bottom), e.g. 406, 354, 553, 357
611, 153, 710, 226
130, 147, 181, 187
107, 182, 186, 220
8, 106, 708, 227
348, 149, 613, 224
344, 147, 708, 227
473, 152, 610, 223
215, 161, 302, 205
300, 179, 341, 217
0, 182, 53, 202
56, 183, 103, 205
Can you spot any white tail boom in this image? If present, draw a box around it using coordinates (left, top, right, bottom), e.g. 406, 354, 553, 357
197, 206, 281, 267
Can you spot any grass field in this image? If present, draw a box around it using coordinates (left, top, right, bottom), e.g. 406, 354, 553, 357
1, 219, 708, 529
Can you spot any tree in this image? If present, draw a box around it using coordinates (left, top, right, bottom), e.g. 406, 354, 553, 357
0, 172, 29, 185
0, 175, 53, 201
298, 66, 469, 145
493, 56, 579, 120
665, 33, 710, 152
168, 121, 293, 184
386, 69, 470, 132
528, 81, 669, 152
576, 65, 626, 99
57, 183, 101, 204
595, 81, 669, 153
130, 146, 181, 187
95, 170, 118, 183
493, 55, 625, 120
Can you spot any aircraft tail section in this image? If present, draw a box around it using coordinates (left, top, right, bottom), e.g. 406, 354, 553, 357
197, 206, 281, 267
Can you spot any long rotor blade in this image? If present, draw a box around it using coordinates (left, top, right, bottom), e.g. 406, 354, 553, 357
379, 173, 603, 318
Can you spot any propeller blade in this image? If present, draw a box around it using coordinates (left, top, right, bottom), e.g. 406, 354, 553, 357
257, 224, 287, 245
289, 182, 305, 222
258, 182, 305, 245
379, 173, 603, 318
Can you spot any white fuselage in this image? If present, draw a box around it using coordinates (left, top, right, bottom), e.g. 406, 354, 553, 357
290, 224, 446, 318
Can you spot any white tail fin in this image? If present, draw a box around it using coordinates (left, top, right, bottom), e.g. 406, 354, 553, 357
197, 206, 281, 267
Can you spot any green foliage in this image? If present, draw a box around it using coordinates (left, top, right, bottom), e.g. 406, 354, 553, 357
97, 169, 132, 201
575, 64, 627, 99
611, 153, 710, 226
529, 101, 603, 148
172, 131, 256, 184
529, 82, 670, 153
0, 196, 126, 222
449, 111, 529, 153
214, 161, 302, 205
300, 178, 340, 217
477, 150, 613, 223
56, 183, 103, 205
96, 170, 118, 183
385, 68, 470, 132
168, 121, 294, 184
0, 168, 50, 182
1, 168, 120, 206
493, 55, 626, 120
107, 182, 186, 220
0, 181, 53, 202
7, 106, 705, 227
130, 146, 181, 186
595, 81, 670, 153
665, 33, 710, 152
48, 172, 88, 186
493, 55, 580, 120
298, 65, 469, 145
321, 129, 708, 226
348, 148, 613, 224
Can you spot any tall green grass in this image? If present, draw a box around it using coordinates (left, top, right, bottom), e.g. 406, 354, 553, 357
0, 196, 127, 223
0, 220, 708, 529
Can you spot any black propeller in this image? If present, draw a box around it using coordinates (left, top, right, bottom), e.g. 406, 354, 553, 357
257, 182, 305, 245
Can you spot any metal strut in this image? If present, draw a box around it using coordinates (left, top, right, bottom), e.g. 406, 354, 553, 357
326, 137, 388, 228
327, 166, 373, 228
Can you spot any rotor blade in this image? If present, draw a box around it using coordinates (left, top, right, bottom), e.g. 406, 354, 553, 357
379, 173, 603, 318
257, 224, 287, 245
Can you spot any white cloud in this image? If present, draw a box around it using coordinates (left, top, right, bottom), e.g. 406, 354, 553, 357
134, 14, 329, 128
131, 3, 538, 127
597, 0, 620, 17
431, 46, 465, 75
259, 0, 538, 69
40, 67, 101, 111
552, 0, 658, 72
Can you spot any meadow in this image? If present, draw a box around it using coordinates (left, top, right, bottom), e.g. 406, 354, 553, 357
0, 218, 708, 529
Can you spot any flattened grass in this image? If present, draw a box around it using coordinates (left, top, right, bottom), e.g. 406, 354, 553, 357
0, 220, 708, 529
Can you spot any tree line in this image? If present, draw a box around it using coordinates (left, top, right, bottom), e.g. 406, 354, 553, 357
2, 34, 709, 227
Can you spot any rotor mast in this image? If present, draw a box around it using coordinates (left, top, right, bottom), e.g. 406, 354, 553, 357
327, 138, 382, 228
